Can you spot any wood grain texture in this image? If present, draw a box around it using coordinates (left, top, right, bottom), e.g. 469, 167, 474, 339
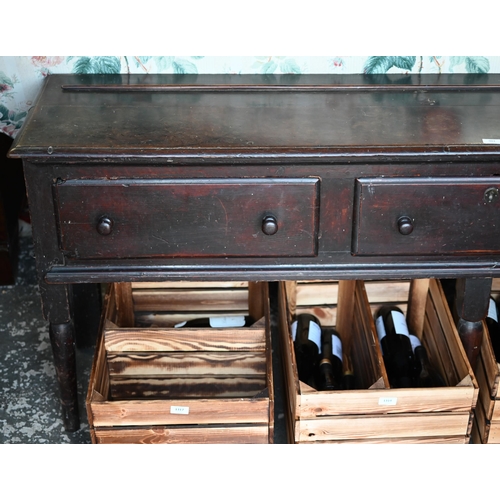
93, 424, 269, 444
298, 435, 468, 444
297, 412, 472, 442
107, 351, 266, 377
132, 288, 249, 312
104, 322, 266, 352
407, 279, 430, 338
109, 375, 267, 400
90, 398, 270, 426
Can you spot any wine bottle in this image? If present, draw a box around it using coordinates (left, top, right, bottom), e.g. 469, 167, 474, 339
341, 353, 356, 390
409, 334, 446, 387
291, 313, 321, 387
315, 326, 343, 391
174, 315, 254, 328
375, 305, 415, 388
486, 297, 500, 363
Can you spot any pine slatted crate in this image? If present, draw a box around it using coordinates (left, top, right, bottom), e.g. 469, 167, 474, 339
86, 281, 274, 444
470, 278, 500, 444
278, 278, 478, 444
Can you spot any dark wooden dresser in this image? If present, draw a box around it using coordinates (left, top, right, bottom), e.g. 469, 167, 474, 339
8, 73, 500, 432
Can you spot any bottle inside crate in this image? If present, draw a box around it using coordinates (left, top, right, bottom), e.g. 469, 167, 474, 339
375, 304, 445, 388
291, 312, 354, 391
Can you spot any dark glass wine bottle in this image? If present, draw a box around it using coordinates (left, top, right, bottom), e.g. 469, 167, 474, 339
375, 305, 415, 388
409, 334, 446, 387
486, 297, 500, 363
291, 313, 322, 387
174, 315, 254, 328
341, 353, 356, 390
316, 326, 343, 391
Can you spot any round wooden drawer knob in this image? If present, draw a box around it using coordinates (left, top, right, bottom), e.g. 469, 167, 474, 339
397, 216, 414, 235
262, 215, 278, 235
96, 216, 113, 235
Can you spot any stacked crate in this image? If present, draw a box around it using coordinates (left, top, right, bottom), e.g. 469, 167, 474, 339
87, 281, 274, 444
278, 279, 478, 444
470, 278, 500, 443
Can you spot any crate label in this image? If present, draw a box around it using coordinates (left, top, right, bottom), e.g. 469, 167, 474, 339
483, 139, 500, 144
378, 397, 398, 406
170, 406, 190, 415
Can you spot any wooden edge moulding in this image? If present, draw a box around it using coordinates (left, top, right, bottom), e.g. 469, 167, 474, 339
278, 279, 478, 444
86, 281, 274, 444
470, 278, 500, 444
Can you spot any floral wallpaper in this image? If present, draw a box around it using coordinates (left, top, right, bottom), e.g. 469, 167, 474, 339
1, 55, 500, 138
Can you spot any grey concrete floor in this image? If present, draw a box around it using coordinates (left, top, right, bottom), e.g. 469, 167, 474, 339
0, 231, 93, 443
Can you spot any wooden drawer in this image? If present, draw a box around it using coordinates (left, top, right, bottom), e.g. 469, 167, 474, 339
353, 177, 500, 256
55, 178, 319, 259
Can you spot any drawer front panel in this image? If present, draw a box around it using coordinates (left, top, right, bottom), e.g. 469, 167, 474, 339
353, 177, 500, 256
55, 178, 319, 259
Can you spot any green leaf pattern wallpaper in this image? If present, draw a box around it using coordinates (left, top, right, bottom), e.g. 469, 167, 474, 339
1, 55, 500, 137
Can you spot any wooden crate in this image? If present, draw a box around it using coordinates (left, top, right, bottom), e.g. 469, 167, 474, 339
470, 278, 500, 444
278, 278, 478, 444
86, 281, 274, 444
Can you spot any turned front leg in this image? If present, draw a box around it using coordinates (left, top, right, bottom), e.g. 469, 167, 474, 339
455, 277, 492, 371
39, 283, 81, 432
49, 321, 80, 432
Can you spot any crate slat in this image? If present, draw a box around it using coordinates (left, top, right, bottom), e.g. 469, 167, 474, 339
131, 281, 249, 289
299, 435, 468, 444
93, 424, 269, 444
104, 320, 266, 352
132, 288, 249, 312
296, 412, 472, 442
91, 398, 270, 427
107, 352, 266, 377
109, 375, 267, 400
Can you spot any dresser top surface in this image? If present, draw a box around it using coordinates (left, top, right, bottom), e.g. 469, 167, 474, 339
10, 73, 500, 161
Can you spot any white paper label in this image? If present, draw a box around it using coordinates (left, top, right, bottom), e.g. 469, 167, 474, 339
170, 406, 189, 415
378, 397, 398, 406
308, 321, 321, 350
375, 316, 385, 356
409, 334, 421, 352
488, 298, 498, 322
209, 316, 246, 327
290, 319, 321, 350
482, 139, 500, 144
332, 334, 343, 361
391, 310, 410, 337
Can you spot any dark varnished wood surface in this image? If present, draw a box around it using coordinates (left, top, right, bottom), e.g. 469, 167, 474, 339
10, 73, 500, 161
10, 73, 500, 283
55, 178, 319, 259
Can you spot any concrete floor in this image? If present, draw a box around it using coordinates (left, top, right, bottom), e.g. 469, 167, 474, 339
0, 231, 94, 443
0, 230, 287, 444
